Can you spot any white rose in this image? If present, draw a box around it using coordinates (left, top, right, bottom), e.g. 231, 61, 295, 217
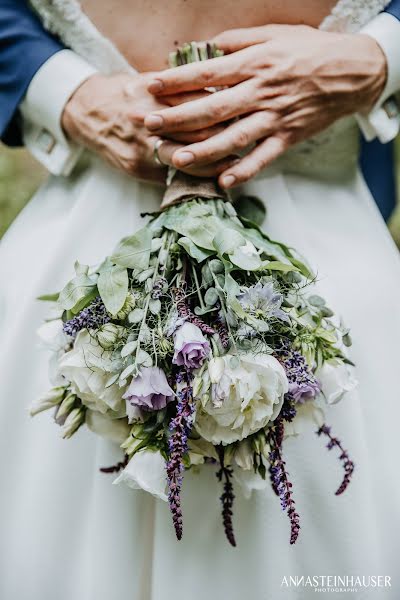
317, 360, 358, 405
85, 410, 130, 444
58, 330, 125, 415
194, 354, 288, 444
113, 450, 167, 501
37, 319, 71, 386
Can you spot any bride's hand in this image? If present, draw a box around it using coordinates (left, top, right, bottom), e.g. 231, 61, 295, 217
61, 72, 237, 184
144, 25, 387, 188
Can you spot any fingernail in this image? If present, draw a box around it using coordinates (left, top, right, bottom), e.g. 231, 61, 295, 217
146, 115, 163, 130
148, 79, 164, 93
221, 174, 236, 188
176, 151, 194, 167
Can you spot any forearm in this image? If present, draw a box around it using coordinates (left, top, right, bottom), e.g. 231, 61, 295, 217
0, 0, 63, 145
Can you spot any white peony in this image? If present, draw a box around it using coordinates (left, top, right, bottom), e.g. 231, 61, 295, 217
113, 450, 167, 501
58, 330, 125, 415
316, 360, 358, 405
194, 354, 288, 444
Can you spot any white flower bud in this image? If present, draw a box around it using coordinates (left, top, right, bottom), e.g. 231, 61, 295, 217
208, 357, 225, 384
30, 387, 66, 417
115, 293, 136, 320
97, 324, 125, 349
55, 392, 77, 421
62, 407, 86, 439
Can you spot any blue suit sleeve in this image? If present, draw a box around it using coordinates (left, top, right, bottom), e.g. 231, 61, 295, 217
0, 0, 63, 146
385, 0, 400, 19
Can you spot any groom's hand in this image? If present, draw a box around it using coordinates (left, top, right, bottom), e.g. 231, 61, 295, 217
61, 72, 238, 184
145, 25, 386, 188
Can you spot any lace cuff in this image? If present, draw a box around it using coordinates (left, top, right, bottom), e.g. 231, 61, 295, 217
356, 12, 400, 143
20, 49, 97, 175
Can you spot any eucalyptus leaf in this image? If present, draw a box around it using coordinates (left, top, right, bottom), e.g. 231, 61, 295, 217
149, 298, 161, 315
213, 229, 246, 256
120, 363, 137, 382
128, 308, 145, 323
136, 349, 153, 367
178, 237, 214, 263
58, 274, 97, 313
97, 263, 129, 316
121, 341, 138, 358
37, 292, 60, 302
234, 195, 266, 226
260, 261, 300, 273
204, 287, 219, 306
110, 227, 152, 270
136, 267, 155, 283
230, 246, 261, 270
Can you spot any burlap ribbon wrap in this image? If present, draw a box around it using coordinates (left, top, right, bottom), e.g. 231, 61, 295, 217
160, 170, 229, 210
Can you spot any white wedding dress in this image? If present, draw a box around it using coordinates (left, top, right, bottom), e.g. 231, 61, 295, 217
1, 1, 400, 599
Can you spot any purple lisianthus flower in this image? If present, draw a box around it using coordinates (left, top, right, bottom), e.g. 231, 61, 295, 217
123, 367, 174, 413
173, 322, 210, 369
289, 379, 321, 403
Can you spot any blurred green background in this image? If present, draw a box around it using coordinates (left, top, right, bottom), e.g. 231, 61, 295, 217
1, 144, 400, 244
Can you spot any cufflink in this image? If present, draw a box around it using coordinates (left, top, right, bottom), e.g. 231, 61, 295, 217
35, 129, 56, 154
383, 96, 400, 120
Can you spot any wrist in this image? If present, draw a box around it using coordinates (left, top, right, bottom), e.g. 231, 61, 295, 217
356, 34, 387, 112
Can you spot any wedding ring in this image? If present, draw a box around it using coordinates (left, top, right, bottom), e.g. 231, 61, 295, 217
153, 138, 167, 166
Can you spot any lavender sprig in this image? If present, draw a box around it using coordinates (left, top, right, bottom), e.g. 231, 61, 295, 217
267, 420, 301, 545
166, 372, 195, 540
316, 424, 355, 495
216, 446, 236, 547
63, 296, 110, 337
277, 341, 320, 403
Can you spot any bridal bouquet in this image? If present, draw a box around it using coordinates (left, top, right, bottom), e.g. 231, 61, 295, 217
32, 43, 356, 547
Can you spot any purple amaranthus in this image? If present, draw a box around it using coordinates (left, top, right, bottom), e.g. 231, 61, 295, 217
166, 371, 195, 540
216, 446, 236, 547
267, 419, 301, 545
63, 296, 110, 337
316, 424, 355, 495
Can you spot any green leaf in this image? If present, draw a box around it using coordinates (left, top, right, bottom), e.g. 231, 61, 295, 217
234, 195, 266, 226
97, 262, 129, 316
213, 229, 246, 256
58, 274, 97, 313
121, 341, 138, 358
204, 287, 219, 306
110, 228, 152, 270
178, 237, 214, 263
37, 292, 60, 302
230, 245, 261, 271
259, 261, 300, 273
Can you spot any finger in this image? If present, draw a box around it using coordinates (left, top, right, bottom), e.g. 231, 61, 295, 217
166, 124, 228, 144
163, 90, 212, 106
156, 138, 239, 177
172, 111, 277, 167
147, 52, 250, 96
144, 81, 255, 133
218, 135, 288, 188
211, 25, 287, 53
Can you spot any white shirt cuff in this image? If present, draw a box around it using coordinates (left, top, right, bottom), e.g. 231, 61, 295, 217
356, 12, 400, 143
20, 49, 97, 176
